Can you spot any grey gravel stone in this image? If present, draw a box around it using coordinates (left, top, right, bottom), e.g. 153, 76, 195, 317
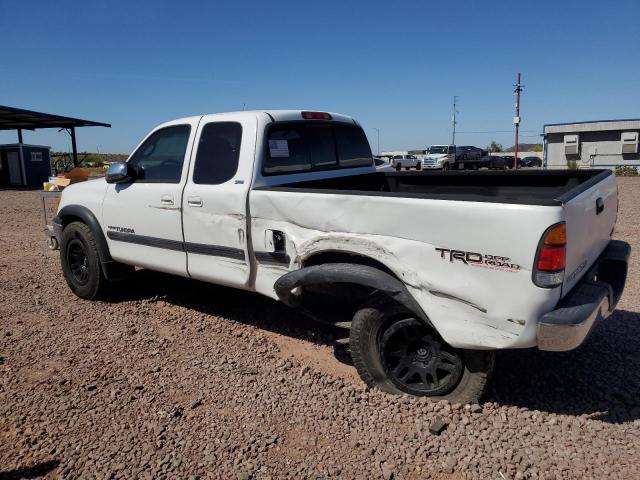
428, 418, 448, 435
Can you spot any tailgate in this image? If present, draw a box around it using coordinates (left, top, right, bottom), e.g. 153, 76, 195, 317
561, 171, 618, 295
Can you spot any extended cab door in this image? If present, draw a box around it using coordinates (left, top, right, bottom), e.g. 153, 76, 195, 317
181, 113, 256, 288
102, 118, 199, 276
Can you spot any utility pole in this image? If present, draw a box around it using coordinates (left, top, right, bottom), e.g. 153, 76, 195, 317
373, 128, 380, 155
452, 96, 459, 145
513, 73, 523, 169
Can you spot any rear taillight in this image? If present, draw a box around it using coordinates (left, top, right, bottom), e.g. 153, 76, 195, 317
301, 111, 332, 120
533, 222, 566, 288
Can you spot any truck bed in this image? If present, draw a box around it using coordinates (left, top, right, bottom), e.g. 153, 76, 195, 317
257, 169, 612, 206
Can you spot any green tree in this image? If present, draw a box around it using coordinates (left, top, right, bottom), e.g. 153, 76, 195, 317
488, 141, 503, 152
532, 144, 543, 152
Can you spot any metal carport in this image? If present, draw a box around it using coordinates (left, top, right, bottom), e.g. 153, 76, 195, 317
0, 105, 110, 168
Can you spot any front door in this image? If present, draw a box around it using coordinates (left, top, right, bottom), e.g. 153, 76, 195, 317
182, 113, 256, 288
102, 119, 199, 276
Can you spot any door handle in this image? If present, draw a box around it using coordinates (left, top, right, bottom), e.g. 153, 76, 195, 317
160, 194, 174, 206
596, 197, 604, 215
187, 196, 203, 207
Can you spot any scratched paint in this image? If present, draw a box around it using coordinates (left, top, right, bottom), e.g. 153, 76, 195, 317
249, 188, 565, 349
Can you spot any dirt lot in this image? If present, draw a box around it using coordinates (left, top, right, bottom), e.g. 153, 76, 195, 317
1, 179, 639, 479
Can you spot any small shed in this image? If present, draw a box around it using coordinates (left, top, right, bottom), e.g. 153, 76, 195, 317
0, 144, 52, 187
0, 105, 110, 187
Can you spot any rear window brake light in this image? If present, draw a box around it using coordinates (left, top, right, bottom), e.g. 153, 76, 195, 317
301, 111, 332, 120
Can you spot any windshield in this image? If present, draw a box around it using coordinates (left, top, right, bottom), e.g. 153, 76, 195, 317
429, 146, 449, 154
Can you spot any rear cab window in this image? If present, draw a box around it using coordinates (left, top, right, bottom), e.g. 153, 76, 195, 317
262, 122, 372, 175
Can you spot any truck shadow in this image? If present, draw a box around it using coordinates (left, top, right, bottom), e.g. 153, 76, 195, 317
105, 270, 353, 363
0, 460, 60, 480
107, 270, 639, 423
489, 309, 640, 423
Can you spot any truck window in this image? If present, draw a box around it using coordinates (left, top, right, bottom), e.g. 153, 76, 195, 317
193, 122, 242, 185
128, 125, 191, 183
263, 122, 372, 175
307, 125, 338, 169
334, 124, 372, 168
264, 123, 312, 174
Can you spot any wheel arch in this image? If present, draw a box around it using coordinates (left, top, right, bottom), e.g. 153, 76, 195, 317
274, 254, 430, 326
302, 250, 398, 279
55, 205, 128, 280
56, 205, 112, 263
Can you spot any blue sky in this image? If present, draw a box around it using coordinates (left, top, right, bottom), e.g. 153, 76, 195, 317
1, 0, 639, 154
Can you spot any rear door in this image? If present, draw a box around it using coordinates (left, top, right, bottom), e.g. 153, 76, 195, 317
181, 113, 256, 288
562, 172, 618, 293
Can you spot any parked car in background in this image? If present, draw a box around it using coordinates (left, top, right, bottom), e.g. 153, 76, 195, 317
521, 156, 543, 168
456, 146, 483, 161
502, 156, 523, 169
478, 155, 506, 170
374, 157, 394, 172
391, 154, 420, 171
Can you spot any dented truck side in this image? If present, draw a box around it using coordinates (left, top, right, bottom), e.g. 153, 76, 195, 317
55, 110, 630, 402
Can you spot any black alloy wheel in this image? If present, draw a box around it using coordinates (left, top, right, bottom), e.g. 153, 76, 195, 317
379, 318, 463, 396
67, 238, 90, 285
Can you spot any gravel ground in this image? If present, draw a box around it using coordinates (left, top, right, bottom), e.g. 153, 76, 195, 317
1, 178, 639, 479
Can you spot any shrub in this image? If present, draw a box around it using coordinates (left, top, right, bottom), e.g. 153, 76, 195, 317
615, 166, 639, 177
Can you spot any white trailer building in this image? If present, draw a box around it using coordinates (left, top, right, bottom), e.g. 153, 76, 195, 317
543, 119, 640, 169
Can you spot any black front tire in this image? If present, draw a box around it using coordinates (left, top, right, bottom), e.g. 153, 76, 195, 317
60, 221, 108, 300
395, 163, 402, 171
349, 298, 494, 403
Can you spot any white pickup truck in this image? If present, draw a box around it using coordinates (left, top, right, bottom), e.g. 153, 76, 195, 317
53, 110, 630, 403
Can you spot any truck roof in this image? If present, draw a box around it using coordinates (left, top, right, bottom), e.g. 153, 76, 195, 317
159, 110, 358, 127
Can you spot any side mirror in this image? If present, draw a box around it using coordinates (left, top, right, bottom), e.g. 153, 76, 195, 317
105, 162, 135, 184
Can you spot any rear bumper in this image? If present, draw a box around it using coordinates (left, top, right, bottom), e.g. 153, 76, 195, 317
537, 240, 630, 351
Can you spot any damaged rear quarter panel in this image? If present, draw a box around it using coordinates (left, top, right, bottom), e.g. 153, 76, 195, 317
249, 189, 563, 349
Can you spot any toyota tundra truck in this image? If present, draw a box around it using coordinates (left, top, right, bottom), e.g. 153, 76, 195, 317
53, 110, 630, 403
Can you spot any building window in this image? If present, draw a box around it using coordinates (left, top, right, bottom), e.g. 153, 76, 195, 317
31, 151, 43, 162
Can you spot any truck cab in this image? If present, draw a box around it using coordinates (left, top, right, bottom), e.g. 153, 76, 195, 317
422, 145, 455, 170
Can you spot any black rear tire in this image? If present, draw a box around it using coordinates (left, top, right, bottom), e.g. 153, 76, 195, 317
60, 221, 108, 300
350, 297, 494, 403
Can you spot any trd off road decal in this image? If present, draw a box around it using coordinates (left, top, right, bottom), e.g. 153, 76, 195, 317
107, 225, 135, 234
435, 248, 520, 272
